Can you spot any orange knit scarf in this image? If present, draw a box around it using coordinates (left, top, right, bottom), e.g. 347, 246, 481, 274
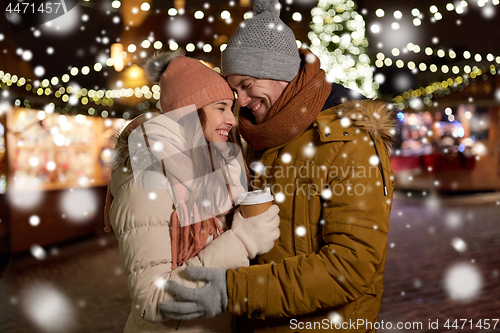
169, 210, 223, 269
238, 49, 332, 151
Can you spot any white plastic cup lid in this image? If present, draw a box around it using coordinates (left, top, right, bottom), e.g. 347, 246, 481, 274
238, 188, 274, 205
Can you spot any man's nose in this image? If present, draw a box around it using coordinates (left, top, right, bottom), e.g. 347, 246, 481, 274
237, 91, 251, 108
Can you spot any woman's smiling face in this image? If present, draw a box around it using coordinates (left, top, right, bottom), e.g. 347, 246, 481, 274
202, 99, 236, 143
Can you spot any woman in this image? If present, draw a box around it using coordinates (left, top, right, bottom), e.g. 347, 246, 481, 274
103, 51, 280, 332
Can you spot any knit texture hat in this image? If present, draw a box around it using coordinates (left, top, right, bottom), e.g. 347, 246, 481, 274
221, 0, 301, 82
145, 51, 234, 113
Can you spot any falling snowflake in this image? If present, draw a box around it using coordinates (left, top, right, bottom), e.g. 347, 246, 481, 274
445, 211, 462, 229
369, 155, 379, 165
295, 226, 306, 237
50, 247, 59, 256
329, 311, 343, 324
275, 192, 285, 203
9, 190, 43, 209
303, 143, 315, 157
321, 188, 332, 199
451, 237, 467, 252
166, 17, 191, 39
340, 117, 351, 128
374, 73, 385, 84
305, 52, 316, 63
482, 5, 495, 18
155, 277, 166, 289
68, 95, 78, 105
250, 162, 265, 174
21, 283, 75, 333
34, 66, 45, 77
22, 50, 33, 61
30, 245, 46, 260
29, 215, 40, 227
59, 188, 97, 223
443, 262, 483, 301
281, 153, 292, 163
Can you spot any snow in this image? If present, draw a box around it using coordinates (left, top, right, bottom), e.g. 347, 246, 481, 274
148, 192, 157, 200
22, 50, 33, 61
444, 262, 483, 301
30, 245, 46, 260
21, 283, 76, 332
9, 190, 43, 209
281, 153, 292, 163
34, 66, 45, 77
369, 155, 379, 166
295, 226, 306, 237
59, 188, 97, 223
29, 215, 40, 227
340, 117, 351, 128
275, 192, 285, 203
166, 17, 191, 39
451, 237, 467, 252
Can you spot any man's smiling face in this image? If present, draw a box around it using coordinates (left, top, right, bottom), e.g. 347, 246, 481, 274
226, 75, 289, 124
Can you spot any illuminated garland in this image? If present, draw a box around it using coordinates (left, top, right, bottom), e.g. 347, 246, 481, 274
0, 70, 133, 118
393, 65, 497, 110
2, 0, 499, 114
374, 54, 499, 76
371, 0, 499, 28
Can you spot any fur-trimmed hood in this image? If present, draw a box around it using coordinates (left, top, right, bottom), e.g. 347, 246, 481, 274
315, 99, 396, 150
111, 112, 162, 175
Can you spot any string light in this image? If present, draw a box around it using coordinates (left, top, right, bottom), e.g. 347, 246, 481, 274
393, 65, 497, 111
1, 54, 226, 112
384, 1, 500, 28
194, 10, 204, 19
2, 3, 497, 116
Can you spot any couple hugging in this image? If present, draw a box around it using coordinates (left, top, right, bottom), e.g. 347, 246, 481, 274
104, 0, 395, 332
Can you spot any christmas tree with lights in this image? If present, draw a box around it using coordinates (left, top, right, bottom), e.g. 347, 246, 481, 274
308, 0, 377, 98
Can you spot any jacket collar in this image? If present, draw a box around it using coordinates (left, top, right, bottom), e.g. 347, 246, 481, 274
314, 99, 395, 148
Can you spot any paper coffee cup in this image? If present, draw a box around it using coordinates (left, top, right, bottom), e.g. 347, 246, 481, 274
238, 188, 274, 218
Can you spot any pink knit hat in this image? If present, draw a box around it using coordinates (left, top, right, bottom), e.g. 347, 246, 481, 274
145, 51, 234, 113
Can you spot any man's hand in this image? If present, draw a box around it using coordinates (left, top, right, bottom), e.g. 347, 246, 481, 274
160, 266, 228, 320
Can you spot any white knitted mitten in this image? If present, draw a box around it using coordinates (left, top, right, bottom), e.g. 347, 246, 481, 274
231, 205, 280, 259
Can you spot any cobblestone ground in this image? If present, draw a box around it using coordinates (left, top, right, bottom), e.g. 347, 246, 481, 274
0, 193, 499, 333
378, 193, 500, 333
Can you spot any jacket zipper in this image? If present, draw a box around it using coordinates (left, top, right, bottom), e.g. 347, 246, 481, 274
369, 133, 388, 196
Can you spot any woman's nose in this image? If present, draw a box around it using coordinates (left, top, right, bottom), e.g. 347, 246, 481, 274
226, 111, 237, 127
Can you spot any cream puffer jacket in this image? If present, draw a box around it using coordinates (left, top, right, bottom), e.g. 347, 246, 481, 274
109, 111, 251, 332
109, 168, 250, 332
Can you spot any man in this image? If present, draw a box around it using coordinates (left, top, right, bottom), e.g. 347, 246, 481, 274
161, 0, 395, 331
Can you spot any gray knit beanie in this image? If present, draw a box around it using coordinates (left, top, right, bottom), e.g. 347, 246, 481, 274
221, 0, 301, 82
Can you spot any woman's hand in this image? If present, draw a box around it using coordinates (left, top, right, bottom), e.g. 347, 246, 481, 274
230, 205, 280, 259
